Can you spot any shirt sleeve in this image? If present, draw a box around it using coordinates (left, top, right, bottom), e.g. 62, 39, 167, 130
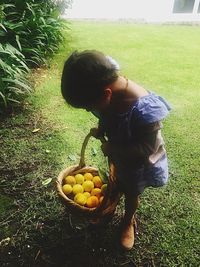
133, 93, 171, 125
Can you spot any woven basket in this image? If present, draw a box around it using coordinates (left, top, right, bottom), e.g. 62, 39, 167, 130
57, 131, 121, 219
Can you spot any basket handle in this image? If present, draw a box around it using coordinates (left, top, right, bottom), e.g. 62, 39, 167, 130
78, 130, 106, 168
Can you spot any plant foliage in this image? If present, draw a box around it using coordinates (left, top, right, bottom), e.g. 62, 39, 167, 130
0, 0, 70, 111
0, 43, 31, 107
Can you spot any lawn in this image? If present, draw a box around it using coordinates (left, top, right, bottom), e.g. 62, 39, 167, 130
0, 21, 200, 266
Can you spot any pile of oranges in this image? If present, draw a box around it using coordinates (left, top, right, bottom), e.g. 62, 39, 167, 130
62, 172, 107, 208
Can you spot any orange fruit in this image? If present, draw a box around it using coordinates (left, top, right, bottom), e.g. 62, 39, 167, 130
72, 184, 84, 195
91, 188, 102, 198
86, 196, 99, 208
83, 192, 91, 199
93, 176, 103, 188
82, 180, 94, 192
75, 173, 84, 184
84, 172, 93, 181
64, 175, 76, 186
74, 193, 87, 206
62, 184, 73, 195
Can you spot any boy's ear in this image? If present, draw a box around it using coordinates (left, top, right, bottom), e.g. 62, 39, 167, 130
104, 88, 112, 100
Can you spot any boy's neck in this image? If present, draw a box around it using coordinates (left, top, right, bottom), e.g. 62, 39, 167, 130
108, 76, 148, 114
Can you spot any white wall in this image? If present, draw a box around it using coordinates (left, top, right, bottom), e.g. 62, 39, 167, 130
64, 0, 200, 22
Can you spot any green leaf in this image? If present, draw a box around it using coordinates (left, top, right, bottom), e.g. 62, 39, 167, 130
32, 128, 40, 133
2, 4, 15, 9
15, 35, 22, 51
2, 78, 31, 92
68, 154, 77, 161
40, 17, 46, 25
0, 23, 7, 32
0, 91, 7, 107
98, 168, 109, 183
42, 178, 52, 186
6, 97, 20, 104
91, 147, 97, 156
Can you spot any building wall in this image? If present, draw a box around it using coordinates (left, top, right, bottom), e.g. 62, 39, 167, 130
64, 0, 200, 22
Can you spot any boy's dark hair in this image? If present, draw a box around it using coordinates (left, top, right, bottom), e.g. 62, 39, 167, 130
61, 50, 119, 108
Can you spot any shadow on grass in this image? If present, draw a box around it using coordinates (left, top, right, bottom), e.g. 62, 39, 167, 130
1, 210, 138, 267
32, 216, 126, 267
0, 107, 141, 267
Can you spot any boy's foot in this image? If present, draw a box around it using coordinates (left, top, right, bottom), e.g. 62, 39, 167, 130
120, 222, 134, 250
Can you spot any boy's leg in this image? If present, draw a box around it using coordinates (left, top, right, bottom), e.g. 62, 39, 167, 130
120, 194, 139, 250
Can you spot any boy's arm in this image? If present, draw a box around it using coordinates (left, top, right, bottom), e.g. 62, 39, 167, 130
90, 121, 106, 140
90, 113, 106, 140
103, 121, 165, 164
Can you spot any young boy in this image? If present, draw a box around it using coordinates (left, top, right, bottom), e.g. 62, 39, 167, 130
61, 50, 170, 250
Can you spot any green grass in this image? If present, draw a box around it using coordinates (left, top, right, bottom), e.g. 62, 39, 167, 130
0, 21, 200, 266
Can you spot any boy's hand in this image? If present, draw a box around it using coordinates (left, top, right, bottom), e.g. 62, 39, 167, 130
89, 127, 99, 138
90, 127, 105, 140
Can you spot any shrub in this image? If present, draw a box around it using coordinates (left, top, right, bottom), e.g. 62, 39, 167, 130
0, 0, 70, 111
0, 43, 31, 109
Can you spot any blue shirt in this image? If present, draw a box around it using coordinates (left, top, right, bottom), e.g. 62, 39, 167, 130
94, 92, 171, 195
